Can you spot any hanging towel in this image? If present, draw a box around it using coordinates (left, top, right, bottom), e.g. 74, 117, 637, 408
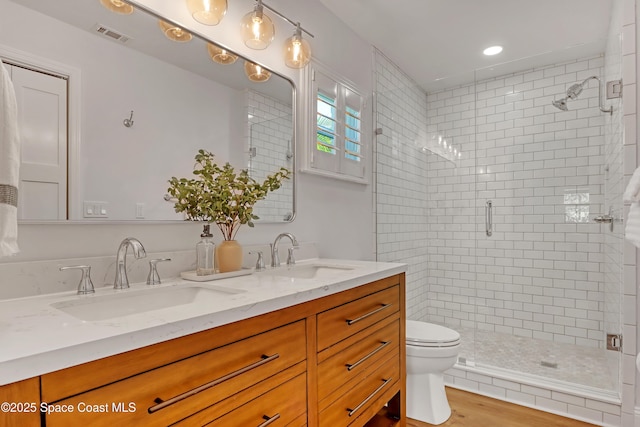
626, 204, 640, 248
624, 167, 640, 203
0, 59, 20, 257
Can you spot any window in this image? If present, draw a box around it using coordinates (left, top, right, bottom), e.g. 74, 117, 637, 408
303, 63, 367, 183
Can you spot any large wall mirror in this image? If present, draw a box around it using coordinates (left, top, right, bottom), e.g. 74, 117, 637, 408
2, 0, 295, 223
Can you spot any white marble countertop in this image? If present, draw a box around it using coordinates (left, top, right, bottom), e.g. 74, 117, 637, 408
0, 258, 406, 386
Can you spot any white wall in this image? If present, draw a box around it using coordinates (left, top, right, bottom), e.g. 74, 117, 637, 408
0, 0, 376, 293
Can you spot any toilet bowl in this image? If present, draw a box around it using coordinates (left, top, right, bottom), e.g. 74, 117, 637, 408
406, 320, 461, 425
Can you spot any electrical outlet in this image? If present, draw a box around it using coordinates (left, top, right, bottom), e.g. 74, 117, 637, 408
83, 201, 108, 218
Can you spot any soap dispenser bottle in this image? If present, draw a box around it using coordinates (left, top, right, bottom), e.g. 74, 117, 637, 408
196, 224, 215, 276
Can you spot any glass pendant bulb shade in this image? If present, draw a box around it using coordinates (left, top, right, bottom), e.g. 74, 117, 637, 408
240, 1, 275, 50
207, 43, 238, 65
244, 61, 271, 82
158, 20, 192, 42
100, 0, 134, 15
284, 25, 311, 69
186, 0, 227, 26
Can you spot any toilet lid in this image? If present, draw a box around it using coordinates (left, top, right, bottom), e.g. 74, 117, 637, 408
406, 320, 461, 347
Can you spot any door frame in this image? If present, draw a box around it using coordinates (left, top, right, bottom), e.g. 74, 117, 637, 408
0, 43, 82, 221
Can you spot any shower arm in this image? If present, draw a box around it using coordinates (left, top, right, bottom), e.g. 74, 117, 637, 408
583, 76, 613, 115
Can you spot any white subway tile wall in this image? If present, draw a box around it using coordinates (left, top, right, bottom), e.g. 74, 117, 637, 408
374, 51, 430, 321
245, 90, 294, 222
426, 55, 608, 348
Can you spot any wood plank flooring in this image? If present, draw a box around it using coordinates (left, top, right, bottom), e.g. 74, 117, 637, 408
407, 387, 599, 427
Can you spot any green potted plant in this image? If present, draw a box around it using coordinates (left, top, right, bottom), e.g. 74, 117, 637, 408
167, 149, 290, 272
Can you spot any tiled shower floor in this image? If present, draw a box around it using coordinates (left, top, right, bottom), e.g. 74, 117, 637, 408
454, 326, 617, 392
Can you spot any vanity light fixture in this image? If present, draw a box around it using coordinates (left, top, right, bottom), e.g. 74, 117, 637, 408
99, 0, 134, 15
186, 0, 227, 26
483, 45, 503, 56
207, 42, 238, 65
239, 0, 314, 67
244, 61, 271, 82
284, 23, 311, 69
240, 0, 275, 49
158, 19, 193, 42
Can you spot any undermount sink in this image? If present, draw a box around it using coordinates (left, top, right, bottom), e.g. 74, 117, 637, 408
51, 284, 244, 321
264, 263, 356, 279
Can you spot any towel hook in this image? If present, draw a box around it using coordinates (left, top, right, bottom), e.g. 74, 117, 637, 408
123, 110, 134, 128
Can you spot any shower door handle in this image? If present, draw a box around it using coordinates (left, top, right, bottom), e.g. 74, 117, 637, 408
594, 206, 615, 232
485, 200, 493, 237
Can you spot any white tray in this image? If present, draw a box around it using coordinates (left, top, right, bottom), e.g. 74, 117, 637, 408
180, 268, 252, 282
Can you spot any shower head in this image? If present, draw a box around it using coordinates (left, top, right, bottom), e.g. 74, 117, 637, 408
552, 98, 568, 111
551, 75, 612, 114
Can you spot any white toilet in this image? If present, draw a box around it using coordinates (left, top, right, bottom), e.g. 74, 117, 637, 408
406, 320, 461, 425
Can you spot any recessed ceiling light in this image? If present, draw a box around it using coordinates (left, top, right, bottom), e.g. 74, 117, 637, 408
483, 46, 503, 56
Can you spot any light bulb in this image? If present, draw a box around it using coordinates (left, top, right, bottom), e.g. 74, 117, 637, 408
244, 61, 271, 82
284, 25, 311, 69
100, 0, 134, 14
207, 43, 238, 64
158, 20, 192, 42
186, 0, 227, 25
240, 1, 275, 49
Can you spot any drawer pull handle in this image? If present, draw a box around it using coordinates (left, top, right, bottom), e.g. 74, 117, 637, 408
347, 377, 393, 417
258, 413, 281, 427
148, 353, 280, 413
346, 303, 392, 325
346, 341, 391, 371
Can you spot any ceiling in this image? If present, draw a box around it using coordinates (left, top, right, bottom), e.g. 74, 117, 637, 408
317, 0, 615, 92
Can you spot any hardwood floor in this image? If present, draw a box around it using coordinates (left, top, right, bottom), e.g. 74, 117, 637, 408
407, 387, 599, 427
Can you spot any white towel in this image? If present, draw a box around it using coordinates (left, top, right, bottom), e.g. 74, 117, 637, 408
626, 204, 640, 248
624, 167, 640, 202
0, 59, 20, 257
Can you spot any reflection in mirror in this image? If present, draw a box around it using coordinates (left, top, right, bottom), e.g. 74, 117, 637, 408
2, 0, 294, 223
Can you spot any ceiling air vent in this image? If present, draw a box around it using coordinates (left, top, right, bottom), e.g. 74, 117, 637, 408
93, 24, 131, 44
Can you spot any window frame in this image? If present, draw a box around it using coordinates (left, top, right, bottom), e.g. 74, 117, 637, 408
301, 61, 368, 184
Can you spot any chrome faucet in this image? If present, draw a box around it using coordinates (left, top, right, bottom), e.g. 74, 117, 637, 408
114, 237, 146, 289
270, 233, 298, 267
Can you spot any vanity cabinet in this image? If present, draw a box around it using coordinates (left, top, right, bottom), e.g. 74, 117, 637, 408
1, 273, 406, 427
0, 377, 40, 427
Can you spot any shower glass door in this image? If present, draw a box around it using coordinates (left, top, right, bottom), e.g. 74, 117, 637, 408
471, 46, 622, 395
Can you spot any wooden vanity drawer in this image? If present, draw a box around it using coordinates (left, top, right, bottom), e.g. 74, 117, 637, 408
317, 285, 399, 351
203, 372, 307, 427
46, 320, 306, 427
319, 352, 399, 427
318, 317, 399, 402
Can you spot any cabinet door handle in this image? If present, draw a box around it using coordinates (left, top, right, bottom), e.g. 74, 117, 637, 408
347, 377, 393, 417
346, 303, 392, 325
257, 413, 281, 427
148, 353, 280, 414
346, 341, 391, 371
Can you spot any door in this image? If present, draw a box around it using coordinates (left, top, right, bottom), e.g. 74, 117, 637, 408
10, 64, 67, 220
